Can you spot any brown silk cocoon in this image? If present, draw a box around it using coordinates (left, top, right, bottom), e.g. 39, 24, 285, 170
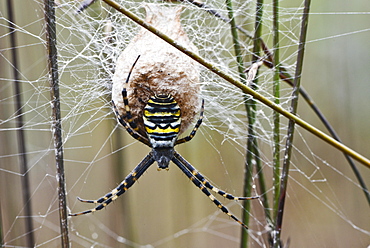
112, 4, 201, 136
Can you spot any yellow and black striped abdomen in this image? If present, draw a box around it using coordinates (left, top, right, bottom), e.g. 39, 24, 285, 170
143, 94, 181, 148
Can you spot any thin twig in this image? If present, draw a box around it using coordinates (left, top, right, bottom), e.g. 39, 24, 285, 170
272, 0, 281, 227
100, 0, 370, 166
248, 1, 275, 246
273, 0, 311, 246
6, 0, 35, 246
44, 0, 70, 247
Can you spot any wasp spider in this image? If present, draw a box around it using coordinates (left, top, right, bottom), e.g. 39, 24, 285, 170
69, 55, 258, 229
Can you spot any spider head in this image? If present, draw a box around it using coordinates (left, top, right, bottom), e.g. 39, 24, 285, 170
151, 147, 175, 169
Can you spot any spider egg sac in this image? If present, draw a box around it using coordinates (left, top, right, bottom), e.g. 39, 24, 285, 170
112, 3, 200, 136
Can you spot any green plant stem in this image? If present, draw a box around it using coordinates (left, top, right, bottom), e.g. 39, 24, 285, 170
273, 1, 311, 246
249, 0, 274, 244
44, 0, 70, 247
101, 0, 370, 168
225, 0, 256, 245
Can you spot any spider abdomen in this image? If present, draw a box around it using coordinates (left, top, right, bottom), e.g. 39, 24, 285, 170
144, 95, 181, 149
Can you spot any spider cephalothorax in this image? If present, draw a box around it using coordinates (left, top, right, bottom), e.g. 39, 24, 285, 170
70, 56, 258, 229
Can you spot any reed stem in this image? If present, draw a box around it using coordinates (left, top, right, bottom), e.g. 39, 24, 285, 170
44, 0, 70, 246
273, 1, 311, 246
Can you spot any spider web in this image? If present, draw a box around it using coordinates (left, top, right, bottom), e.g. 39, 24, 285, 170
1, 0, 369, 247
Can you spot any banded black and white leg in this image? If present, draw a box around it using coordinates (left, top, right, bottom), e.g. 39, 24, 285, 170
111, 55, 151, 146
174, 152, 258, 201
175, 99, 205, 145
171, 154, 249, 229
69, 154, 155, 216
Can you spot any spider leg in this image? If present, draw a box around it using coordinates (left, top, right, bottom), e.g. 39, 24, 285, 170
176, 99, 205, 145
174, 152, 258, 201
69, 154, 155, 216
112, 100, 151, 147
172, 155, 249, 229
120, 55, 141, 132
111, 55, 151, 147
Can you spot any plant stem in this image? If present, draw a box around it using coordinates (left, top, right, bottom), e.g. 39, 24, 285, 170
249, 0, 275, 244
44, 0, 70, 247
272, 0, 281, 223
224, 0, 255, 245
273, 0, 311, 246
